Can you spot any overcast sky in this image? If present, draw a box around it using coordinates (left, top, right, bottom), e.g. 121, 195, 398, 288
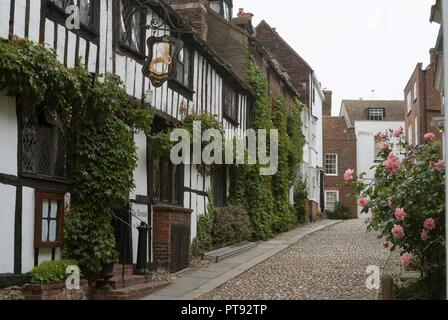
233, 0, 440, 115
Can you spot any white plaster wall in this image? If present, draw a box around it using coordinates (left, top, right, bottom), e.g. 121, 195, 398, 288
355, 120, 404, 217
0, 184, 16, 273
22, 187, 35, 273
0, 91, 18, 176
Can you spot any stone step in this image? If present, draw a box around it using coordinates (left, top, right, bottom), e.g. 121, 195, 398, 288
91, 281, 169, 300
204, 241, 258, 263
112, 264, 134, 277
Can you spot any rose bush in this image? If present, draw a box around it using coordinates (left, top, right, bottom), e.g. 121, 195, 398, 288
347, 129, 445, 299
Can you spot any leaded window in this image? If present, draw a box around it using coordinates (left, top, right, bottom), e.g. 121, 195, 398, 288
175, 48, 194, 90
118, 0, 146, 54
49, 0, 98, 32
209, 0, 233, 21
223, 82, 239, 123
21, 105, 68, 180
150, 157, 182, 205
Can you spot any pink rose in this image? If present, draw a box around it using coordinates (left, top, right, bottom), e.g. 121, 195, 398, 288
378, 141, 390, 151
344, 169, 355, 182
424, 218, 436, 231
383, 241, 389, 249
383, 154, 400, 175
421, 230, 429, 241
358, 197, 368, 207
393, 127, 403, 138
394, 208, 407, 221
391, 224, 405, 239
434, 160, 445, 171
401, 252, 413, 268
424, 132, 436, 141
377, 132, 387, 141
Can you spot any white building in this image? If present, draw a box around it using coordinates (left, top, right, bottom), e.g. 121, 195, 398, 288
340, 100, 405, 218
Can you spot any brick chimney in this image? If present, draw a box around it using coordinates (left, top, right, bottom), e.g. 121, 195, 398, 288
165, 0, 209, 40
232, 8, 255, 35
323, 90, 333, 116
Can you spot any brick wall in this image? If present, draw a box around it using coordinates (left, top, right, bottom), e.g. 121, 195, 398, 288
152, 204, 192, 273
404, 59, 443, 144
323, 117, 357, 218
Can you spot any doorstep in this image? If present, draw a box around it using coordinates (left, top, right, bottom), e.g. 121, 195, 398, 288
142, 219, 342, 300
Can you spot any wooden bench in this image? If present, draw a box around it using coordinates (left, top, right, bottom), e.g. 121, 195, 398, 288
204, 242, 258, 263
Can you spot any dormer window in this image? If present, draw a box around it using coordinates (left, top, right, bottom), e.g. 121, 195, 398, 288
368, 108, 384, 121
209, 0, 233, 21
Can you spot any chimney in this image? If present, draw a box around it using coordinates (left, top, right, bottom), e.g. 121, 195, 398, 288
323, 90, 333, 116
165, 0, 208, 41
232, 8, 255, 35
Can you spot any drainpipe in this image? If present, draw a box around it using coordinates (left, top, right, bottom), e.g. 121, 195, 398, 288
443, 0, 448, 301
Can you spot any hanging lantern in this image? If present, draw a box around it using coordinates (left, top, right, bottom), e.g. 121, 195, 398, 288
143, 35, 184, 88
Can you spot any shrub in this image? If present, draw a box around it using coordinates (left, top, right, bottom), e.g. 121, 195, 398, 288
349, 129, 446, 299
327, 202, 350, 220
293, 178, 308, 224
31, 260, 79, 285
191, 211, 216, 257
212, 206, 252, 248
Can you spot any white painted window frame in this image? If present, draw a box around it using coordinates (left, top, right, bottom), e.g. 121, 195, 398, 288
325, 153, 338, 176
325, 190, 339, 212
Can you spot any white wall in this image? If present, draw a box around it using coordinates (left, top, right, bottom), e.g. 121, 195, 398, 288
0, 91, 18, 176
0, 184, 16, 274
131, 131, 147, 200
22, 187, 35, 273
355, 120, 404, 217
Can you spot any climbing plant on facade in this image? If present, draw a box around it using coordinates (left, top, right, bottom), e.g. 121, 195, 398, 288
0, 38, 153, 276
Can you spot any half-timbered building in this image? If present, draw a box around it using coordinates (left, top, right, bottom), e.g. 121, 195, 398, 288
0, 0, 252, 286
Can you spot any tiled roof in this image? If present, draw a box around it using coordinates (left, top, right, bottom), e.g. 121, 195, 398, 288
341, 100, 405, 127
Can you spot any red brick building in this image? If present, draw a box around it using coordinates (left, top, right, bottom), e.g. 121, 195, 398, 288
322, 96, 357, 218
404, 51, 443, 146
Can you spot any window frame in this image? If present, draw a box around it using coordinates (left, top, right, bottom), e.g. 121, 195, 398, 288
413, 82, 418, 102
168, 46, 195, 100
46, 0, 100, 44
368, 108, 385, 121
324, 153, 338, 176
407, 91, 412, 114
115, 0, 147, 62
325, 190, 339, 213
34, 191, 65, 249
222, 81, 239, 125
209, 0, 233, 21
20, 104, 70, 183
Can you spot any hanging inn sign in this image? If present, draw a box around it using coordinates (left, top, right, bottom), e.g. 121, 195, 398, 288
143, 35, 184, 88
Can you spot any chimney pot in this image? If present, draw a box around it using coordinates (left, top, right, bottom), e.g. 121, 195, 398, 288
238, 8, 245, 17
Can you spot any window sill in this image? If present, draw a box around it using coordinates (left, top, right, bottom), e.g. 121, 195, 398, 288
168, 80, 194, 101
325, 174, 338, 177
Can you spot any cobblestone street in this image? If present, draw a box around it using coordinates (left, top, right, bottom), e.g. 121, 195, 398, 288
200, 220, 401, 300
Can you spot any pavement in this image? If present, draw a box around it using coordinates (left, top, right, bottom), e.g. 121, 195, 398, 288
142, 219, 342, 300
